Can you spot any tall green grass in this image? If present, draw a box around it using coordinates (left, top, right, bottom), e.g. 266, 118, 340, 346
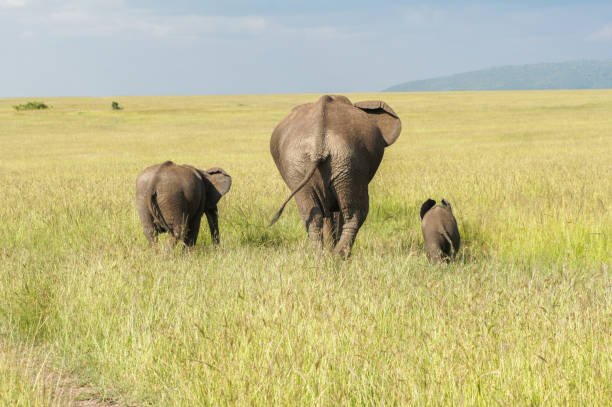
0, 92, 610, 405
0, 345, 68, 406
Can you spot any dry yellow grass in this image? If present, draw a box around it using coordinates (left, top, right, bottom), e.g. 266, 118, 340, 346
0, 91, 610, 405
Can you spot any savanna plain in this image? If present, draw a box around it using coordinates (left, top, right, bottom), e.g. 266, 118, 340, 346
0, 91, 610, 406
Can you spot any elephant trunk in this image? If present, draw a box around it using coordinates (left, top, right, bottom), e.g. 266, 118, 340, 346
269, 160, 320, 226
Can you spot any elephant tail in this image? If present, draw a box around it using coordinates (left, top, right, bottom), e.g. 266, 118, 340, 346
269, 160, 320, 226
151, 190, 172, 235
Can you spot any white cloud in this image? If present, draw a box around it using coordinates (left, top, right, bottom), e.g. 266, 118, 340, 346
304, 26, 360, 41
403, 5, 450, 26
49, 10, 89, 22
0, 0, 364, 45
0, 0, 26, 8
168, 14, 268, 37
7, 1, 268, 38
587, 24, 612, 42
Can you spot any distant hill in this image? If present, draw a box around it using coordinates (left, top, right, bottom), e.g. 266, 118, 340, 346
384, 60, 612, 92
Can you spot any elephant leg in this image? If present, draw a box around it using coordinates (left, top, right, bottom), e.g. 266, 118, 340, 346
322, 217, 334, 248
169, 225, 182, 247
323, 211, 342, 248
333, 211, 343, 245
306, 208, 324, 249
426, 246, 442, 264
334, 187, 369, 258
184, 215, 202, 247
295, 189, 324, 249
205, 207, 220, 245
137, 207, 158, 244
166, 214, 189, 247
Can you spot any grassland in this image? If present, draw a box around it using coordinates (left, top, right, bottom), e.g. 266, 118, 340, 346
0, 91, 610, 406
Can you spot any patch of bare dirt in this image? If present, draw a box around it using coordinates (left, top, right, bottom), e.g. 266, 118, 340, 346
2, 344, 134, 407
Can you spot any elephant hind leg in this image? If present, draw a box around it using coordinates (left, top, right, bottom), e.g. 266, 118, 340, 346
305, 207, 324, 249
427, 249, 443, 264
184, 215, 202, 247
295, 189, 324, 249
334, 188, 369, 258
138, 207, 159, 244
165, 214, 189, 247
323, 211, 342, 248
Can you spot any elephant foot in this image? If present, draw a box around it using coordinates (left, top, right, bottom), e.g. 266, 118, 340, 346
308, 236, 324, 251
333, 243, 352, 259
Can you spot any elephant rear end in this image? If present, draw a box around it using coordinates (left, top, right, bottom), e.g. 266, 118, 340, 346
136, 163, 164, 242
136, 162, 203, 244
421, 200, 460, 263
269, 94, 402, 257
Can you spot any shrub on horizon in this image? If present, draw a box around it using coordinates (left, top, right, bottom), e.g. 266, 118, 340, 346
13, 101, 49, 111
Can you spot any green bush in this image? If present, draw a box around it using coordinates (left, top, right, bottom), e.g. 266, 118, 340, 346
111, 101, 122, 110
13, 101, 49, 111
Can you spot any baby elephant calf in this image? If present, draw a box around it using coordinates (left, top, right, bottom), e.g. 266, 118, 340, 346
136, 161, 232, 246
420, 198, 460, 263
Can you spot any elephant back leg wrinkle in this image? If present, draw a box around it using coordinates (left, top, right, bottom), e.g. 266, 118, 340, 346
294, 187, 325, 249
137, 207, 158, 243
334, 186, 369, 258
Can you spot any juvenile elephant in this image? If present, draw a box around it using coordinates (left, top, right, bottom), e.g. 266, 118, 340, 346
420, 198, 460, 263
136, 161, 231, 246
270, 94, 401, 257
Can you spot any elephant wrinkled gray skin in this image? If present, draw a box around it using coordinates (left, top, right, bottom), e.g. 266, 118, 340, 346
420, 198, 460, 263
269, 94, 401, 257
136, 161, 232, 246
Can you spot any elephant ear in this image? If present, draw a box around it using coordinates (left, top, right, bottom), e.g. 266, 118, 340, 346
354, 100, 402, 146
420, 199, 436, 220
441, 199, 452, 212
204, 167, 232, 207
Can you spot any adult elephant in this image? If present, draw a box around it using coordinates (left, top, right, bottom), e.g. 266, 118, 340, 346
269, 94, 401, 257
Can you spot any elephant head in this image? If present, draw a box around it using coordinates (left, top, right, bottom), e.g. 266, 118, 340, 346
198, 167, 232, 209
197, 167, 231, 244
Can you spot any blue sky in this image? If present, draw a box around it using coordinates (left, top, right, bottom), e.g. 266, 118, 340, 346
1, 0, 612, 96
